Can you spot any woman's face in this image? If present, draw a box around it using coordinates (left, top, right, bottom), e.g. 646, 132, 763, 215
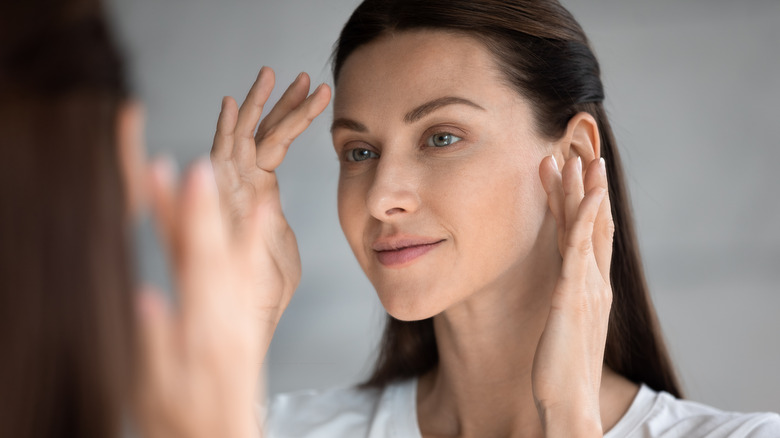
332, 31, 554, 321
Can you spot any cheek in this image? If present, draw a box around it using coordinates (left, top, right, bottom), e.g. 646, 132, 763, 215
439, 151, 544, 219
337, 176, 367, 256
431, 151, 548, 262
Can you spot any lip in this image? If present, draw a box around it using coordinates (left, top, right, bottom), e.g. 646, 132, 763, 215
372, 236, 445, 267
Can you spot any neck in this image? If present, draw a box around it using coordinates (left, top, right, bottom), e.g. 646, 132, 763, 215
415, 223, 638, 437
417, 245, 556, 438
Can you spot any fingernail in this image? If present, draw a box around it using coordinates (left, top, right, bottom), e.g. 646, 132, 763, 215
295, 72, 305, 81
576, 156, 582, 172
550, 154, 558, 170
313, 83, 324, 93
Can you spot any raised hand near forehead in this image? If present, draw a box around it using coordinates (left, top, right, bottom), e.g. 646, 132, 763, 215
210, 67, 331, 329
212, 67, 331, 229
533, 149, 614, 437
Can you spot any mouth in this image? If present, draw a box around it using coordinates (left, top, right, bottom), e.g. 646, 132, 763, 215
372, 237, 445, 267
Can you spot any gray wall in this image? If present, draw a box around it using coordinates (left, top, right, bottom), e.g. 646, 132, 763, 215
110, 0, 780, 413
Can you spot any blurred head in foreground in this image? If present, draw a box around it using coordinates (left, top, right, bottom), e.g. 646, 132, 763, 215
0, 0, 139, 436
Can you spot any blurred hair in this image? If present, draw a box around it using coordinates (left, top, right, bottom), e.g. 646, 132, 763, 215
333, 0, 683, 398
0, 0, 134, 436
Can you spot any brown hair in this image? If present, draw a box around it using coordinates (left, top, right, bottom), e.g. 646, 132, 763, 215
333, 0, 683, 397
0, 0, 134, 436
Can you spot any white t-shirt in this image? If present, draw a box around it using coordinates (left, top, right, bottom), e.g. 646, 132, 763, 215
265, 378, 780, 437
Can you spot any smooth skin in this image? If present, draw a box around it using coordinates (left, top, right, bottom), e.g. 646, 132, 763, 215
135, 159, 263, 438
132, 30, 636, 438
333, 31, 637, 437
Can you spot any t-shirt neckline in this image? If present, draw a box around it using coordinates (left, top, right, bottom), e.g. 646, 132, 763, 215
382, 378, 654, 437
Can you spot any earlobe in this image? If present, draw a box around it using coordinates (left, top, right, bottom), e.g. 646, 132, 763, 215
560, 112, 601, 163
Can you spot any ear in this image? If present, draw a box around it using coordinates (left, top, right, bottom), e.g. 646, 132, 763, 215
116, 100, 147, 219
552, 112, 600, 166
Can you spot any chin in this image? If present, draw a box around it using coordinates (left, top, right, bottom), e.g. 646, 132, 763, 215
384, 307, 437, 322
374, 283, 450, 322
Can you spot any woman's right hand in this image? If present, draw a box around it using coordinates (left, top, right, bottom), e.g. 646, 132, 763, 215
210, 67, 331, 353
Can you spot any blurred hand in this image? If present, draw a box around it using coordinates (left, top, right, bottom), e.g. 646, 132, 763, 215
533, 155, 614, 437
135, 68, 331, 438
135, 159, 266, 438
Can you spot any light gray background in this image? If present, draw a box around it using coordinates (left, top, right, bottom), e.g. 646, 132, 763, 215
109, 0, 780, 413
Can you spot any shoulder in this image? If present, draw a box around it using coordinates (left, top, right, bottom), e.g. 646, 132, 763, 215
608, 384, 780, 438
263, 379, 419, 438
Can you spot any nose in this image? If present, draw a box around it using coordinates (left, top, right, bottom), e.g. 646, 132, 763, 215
366, 153, 421, 221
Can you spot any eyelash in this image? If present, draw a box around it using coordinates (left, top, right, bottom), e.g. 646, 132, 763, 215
345, 148, 378, 162
426, 132, 463, 148
342, 128, 466, 163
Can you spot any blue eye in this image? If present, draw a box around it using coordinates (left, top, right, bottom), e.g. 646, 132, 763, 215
346, 148, 379, 162
427, 132, 462, 148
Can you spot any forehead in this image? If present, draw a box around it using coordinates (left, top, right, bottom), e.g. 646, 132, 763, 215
333, 30, 516, 119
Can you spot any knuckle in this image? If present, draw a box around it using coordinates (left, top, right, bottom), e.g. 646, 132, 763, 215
605, 219, 616, 241
604, 287, 614, 303
565, 228, 593, 255
578, 239, 593, 255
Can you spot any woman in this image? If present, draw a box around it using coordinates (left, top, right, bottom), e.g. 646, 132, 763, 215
206, 0, 780, 436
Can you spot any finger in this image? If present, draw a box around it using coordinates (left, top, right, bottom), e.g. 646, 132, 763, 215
255, 72, 311, 142
210, 96, 244, 199
255, 83, 332, 171
559, 183, 607, 282
235, 67, 275, 141
595, 192, 614, 282
582, 158, 603, 197
562, 156, 584, 237
211, 96, 239, 162
148, 157, 179, 264
539, 155, 565, 252
176, 159, 228, 314
584, 158, 614, 281
135, 286, 175, 398
230, 69, 276, 173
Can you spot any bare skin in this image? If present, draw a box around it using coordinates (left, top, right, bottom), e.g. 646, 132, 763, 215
132, 30, 639, 438
131, 70, 331, 438
332, 31, 639, 437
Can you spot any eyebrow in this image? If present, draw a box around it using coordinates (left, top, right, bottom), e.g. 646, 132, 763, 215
330, 118, 368, 133
404, 96, 485, 123
330, 96, 485, 133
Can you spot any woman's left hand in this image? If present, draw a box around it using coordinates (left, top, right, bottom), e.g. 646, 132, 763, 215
533, 155, 614, 437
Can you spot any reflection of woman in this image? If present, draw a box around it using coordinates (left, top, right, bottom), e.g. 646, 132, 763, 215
0, 1, 274, 437
208, 0, 780, 437
0, 3, 135, 435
